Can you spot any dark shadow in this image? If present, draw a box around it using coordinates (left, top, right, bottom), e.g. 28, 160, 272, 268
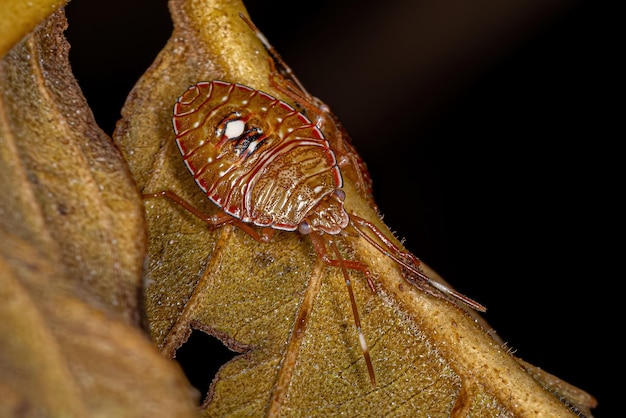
175, 330, 238, 404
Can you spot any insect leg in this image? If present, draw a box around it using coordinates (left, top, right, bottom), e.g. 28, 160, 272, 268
349, 214, 487, 312
239, 13, 312, 100
307, 232, 376, 293
239, 13, 330, 129
143, 190, 274, 243
240, 13, 376, 206
309, 232, 377, 387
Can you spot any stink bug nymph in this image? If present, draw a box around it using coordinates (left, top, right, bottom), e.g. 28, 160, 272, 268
144, 13, 486, 388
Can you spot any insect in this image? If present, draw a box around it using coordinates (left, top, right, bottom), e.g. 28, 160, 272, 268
144, 13, 486, 388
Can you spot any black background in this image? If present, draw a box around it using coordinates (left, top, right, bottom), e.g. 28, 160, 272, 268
64, 0, 614, 415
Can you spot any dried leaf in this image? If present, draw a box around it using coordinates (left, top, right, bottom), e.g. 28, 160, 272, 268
0, 0, 70, 58
0, 227, 199, 417
114, 0, 595, 416
0, 7, 144, 321
516, 359, 598, 418
0, 9, 198, 417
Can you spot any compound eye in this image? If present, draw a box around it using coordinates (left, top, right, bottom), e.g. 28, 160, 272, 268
333, 189, 346, 202
298, 221, 312, 235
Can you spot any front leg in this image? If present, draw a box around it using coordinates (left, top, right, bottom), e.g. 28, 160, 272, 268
143, 190, 274, 243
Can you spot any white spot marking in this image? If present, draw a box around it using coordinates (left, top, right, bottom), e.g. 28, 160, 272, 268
358, 330, 368, 353
224, 119, 245, 139
247, 140, 259, 153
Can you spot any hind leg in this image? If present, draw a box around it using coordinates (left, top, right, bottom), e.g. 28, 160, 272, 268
308, 232, 377, 387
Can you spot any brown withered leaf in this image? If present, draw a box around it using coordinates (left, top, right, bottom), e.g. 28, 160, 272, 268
0, 0, 70, 58
0, 9, 198, 417
114, 0, 595, 416
0, 227, 199, 417
0, 7, 144, 322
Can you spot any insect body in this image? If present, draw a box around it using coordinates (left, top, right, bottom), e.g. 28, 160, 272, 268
146, 13, 486, 388
173, 81, 348, 235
